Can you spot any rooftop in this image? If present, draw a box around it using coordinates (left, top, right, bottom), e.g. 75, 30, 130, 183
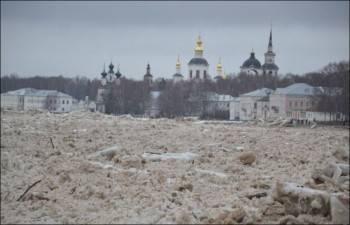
241, 88, 273, 97
273, 83, 322, 96
2, 88, 73, 98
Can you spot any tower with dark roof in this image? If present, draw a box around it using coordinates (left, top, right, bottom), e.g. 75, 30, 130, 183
262, 29, 279, 75
144, 63, 153, 83
188, 35, 210, 80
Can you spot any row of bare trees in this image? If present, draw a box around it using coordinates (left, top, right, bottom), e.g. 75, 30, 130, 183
1, 75, 101, 101
103, 78, 151, 115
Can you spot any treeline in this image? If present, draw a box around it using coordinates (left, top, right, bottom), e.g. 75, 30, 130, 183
103, 78, 151, 115
0, 75, 101, 101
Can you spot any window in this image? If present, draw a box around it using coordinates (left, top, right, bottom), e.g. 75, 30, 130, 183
62, 107, 64, 111
62, 100, 65, 104
294, 101, 298, 107
196, 70, 200, 78
66, 100, 69, 104
289, 101, 292, 107
203, 70, 207, 79
300, 101, 303, 107
190, 70, 193, 78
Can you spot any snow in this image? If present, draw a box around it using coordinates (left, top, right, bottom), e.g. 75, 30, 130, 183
195, 169, 227, 178
142, 152, 197, 161
1, 109, 348, 224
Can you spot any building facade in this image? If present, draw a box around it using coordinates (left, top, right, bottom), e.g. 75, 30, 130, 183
239, 88, 273, 120
269, 83, 321, 119
1, 88, 76, 113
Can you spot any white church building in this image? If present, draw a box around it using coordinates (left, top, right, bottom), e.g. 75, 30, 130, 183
188, 35, 210, 80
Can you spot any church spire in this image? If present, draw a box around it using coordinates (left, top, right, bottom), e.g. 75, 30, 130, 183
146, 63, 151, 74
268, 29, 273, 51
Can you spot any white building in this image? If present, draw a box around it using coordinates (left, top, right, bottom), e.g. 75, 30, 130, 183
188, 35, 210, 80
239, 88, 273, 120
206, 93, 234, 111
229, 97, 240, 120
1, 88, 76, 113
269, 83, 322, 119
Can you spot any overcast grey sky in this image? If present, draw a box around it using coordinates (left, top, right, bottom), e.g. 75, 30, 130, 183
1, 1, 349, 80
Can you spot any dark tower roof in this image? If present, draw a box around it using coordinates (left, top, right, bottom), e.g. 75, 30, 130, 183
242, 52, 261, 68
173, 73, 183, 77
108, 62, 115, 75
144, 63, 153, 78
188, 57, 209, 66
115, 65, 122, 78
115, 70, 122, 79
109, 62, 114, 70
101, 64, 107, 78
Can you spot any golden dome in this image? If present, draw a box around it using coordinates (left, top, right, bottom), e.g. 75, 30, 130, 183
195, 35, 203, 51
176, 55, 181, 69
216, 58, 222, 71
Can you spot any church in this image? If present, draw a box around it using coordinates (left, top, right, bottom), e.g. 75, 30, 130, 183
95, 28, 279, 114
240, 29, 279, 76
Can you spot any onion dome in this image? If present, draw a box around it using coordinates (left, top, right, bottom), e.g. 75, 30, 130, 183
115, 71, 122, 79
101, 64, 107, 78
115, 65, 122, 79
216, 58, 222, 72
242, 51, 261, 68
109, 62, 114, 70
195, 35, 203, 52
